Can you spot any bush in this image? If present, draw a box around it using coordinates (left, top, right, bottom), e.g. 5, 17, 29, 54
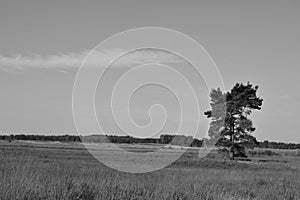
231, 144, 247, 158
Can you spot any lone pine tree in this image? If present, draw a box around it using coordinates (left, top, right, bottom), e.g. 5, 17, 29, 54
204, 82, 263, 160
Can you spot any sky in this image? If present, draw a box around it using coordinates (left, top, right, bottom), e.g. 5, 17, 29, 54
0, 1, 299, 143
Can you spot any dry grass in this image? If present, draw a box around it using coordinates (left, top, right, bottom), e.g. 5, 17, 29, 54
0, 141, 300, 200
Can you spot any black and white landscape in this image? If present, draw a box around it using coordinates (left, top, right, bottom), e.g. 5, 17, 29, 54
0, 1, 300, 200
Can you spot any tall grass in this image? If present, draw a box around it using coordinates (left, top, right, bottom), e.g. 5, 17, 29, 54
0, 146, 300, 200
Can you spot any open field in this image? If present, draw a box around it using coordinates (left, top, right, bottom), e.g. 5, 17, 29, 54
1, 140, 300, 200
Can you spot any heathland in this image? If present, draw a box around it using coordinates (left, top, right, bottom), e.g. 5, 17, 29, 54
1, 140, 300, 200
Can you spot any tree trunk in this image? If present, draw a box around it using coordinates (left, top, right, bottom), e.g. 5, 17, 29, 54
231, 124, 235, 160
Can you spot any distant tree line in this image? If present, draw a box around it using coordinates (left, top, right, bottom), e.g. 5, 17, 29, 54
0, 134, 81, 142
0, 134, 202, 147
0, 134, 299, 149
257, 140, 300, 150
82, 134, 202, 147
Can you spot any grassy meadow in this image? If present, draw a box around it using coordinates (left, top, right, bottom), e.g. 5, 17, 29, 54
1, 140, 300, 200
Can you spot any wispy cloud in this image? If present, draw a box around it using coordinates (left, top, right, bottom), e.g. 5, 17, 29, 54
0, 49, 183, 71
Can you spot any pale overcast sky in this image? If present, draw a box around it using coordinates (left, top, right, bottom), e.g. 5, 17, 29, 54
0, 1, 299, 143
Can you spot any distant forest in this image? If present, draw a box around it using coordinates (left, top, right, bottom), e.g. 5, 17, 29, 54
1, 134, 300, 150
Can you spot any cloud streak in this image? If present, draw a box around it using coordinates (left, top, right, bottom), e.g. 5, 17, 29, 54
0, 49, 184, 71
